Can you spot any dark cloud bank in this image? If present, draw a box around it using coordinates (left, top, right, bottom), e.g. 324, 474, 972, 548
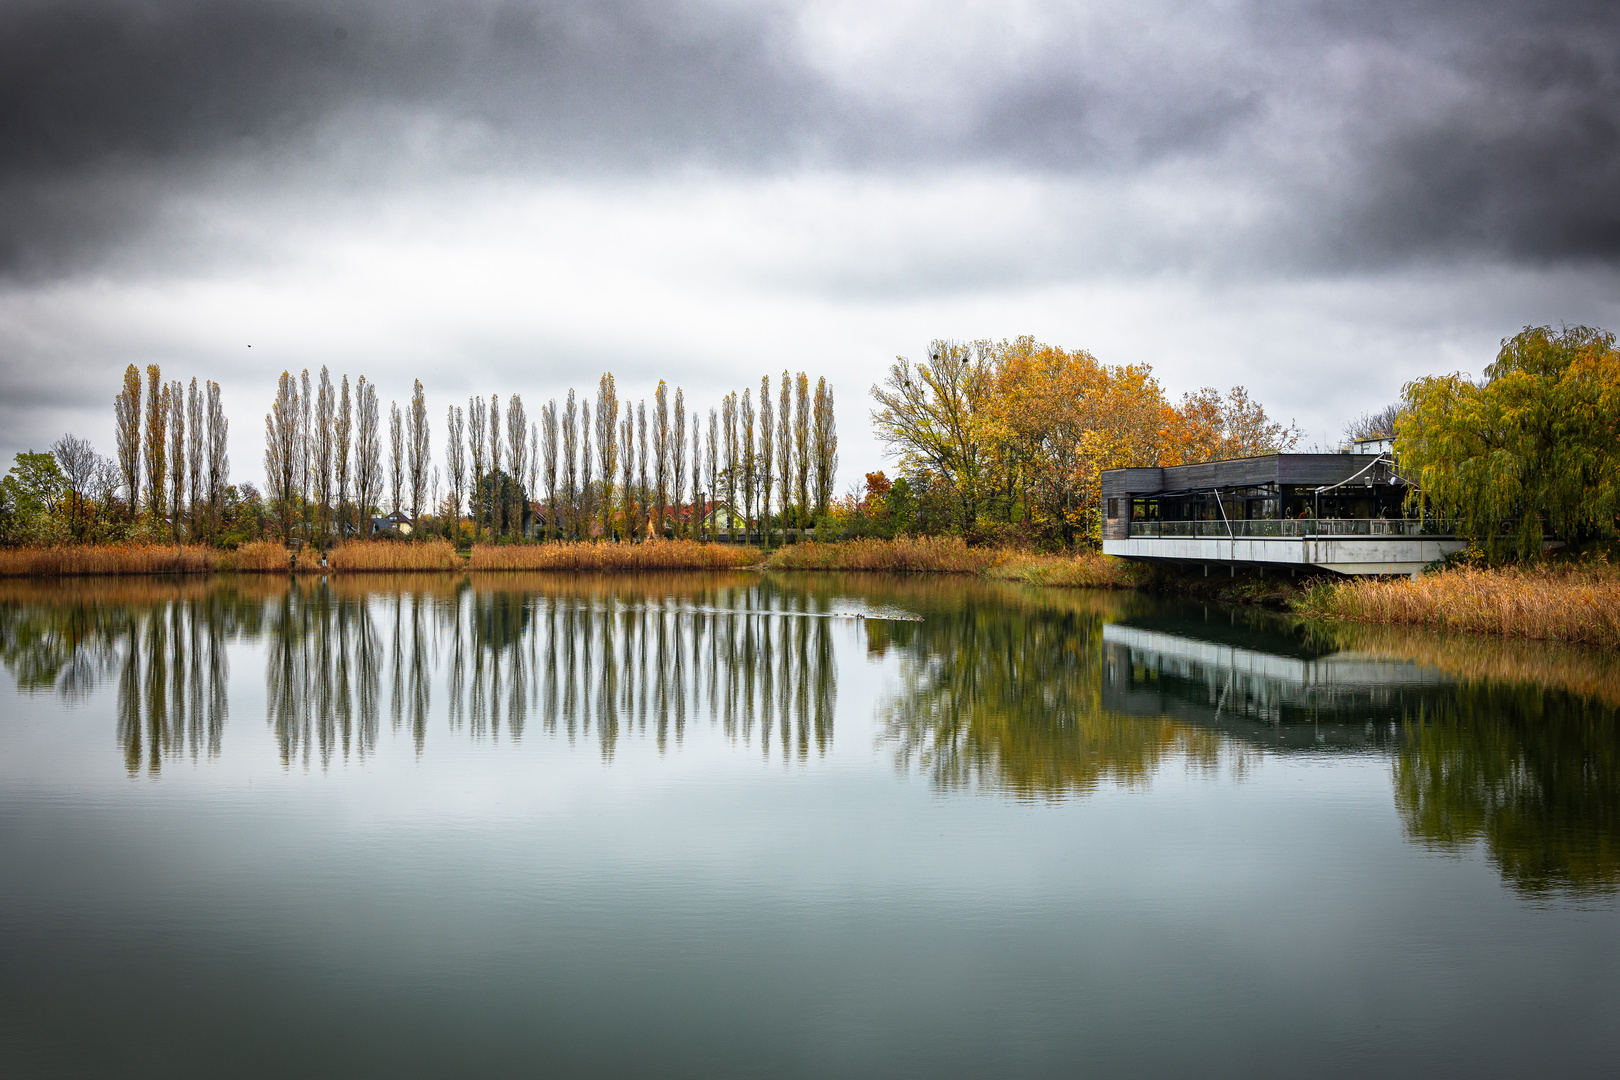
2, 0, 1617, 277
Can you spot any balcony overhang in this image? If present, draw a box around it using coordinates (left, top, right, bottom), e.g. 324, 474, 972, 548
1101, 534, 1465, 576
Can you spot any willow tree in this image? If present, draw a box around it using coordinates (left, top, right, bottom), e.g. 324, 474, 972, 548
1400, 324, 1620, 559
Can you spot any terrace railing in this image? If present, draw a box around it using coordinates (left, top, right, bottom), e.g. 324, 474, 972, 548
1128, 518, 1450, 539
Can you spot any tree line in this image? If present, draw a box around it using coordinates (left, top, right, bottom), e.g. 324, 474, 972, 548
862, 336, 1302, 546
258, 368, 838, 548
1, 363, 232, 546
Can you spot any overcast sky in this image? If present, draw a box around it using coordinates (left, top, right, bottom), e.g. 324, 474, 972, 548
3, 0, 1617, 490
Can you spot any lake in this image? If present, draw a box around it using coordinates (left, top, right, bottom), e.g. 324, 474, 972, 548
3, 572, 1618, 1078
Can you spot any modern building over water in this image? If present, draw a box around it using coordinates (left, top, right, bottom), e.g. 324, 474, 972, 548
1100, 452, 1464, 576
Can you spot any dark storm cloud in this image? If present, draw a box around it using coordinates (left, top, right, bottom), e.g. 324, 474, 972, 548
2, 0, 1617, 276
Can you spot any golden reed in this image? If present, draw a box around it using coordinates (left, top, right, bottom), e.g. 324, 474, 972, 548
469, 539, 760, 572
1300, 563, 1620, 649
0, 544, 218, 577
762, 537, 999, 574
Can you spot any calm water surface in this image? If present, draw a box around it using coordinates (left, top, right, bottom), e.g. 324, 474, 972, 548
3, 572, 1618, 1078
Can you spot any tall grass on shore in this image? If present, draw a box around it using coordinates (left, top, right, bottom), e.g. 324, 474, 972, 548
985, 551, 1138, 589
0, 544, 218, 577
469, 540, 760, 572
1299, 562, 1620, 649
763, 537, 1000, 574
327, 540, 460, 572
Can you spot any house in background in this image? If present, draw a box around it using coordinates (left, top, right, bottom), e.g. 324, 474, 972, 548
369, 511, 413, 536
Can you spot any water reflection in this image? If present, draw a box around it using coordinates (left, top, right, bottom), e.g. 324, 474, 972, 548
255, 574, 839, 765
878, 588, 1251, 799
5, 574, 1618, 898
1102, 603, 1620, 898
0, 581, 250, 773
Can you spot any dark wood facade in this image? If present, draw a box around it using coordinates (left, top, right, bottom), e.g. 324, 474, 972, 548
1101, 453, 1407, 538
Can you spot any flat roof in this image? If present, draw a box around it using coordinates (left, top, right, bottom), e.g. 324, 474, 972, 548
1100, 453, 1395, 497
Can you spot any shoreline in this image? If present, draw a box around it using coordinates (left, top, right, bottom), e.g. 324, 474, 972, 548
3, 538, 1614, 650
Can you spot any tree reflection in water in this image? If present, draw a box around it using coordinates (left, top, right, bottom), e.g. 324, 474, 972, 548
878, 589, 1246, 800
1394, 682, 1620, 899
7, 575, 1620, 899
253, 574, 838, 766
0, 581, 249, 775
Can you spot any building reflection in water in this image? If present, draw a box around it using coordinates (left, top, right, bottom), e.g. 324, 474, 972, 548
1102, 605, 1620, 899
878, 591, 1255, 800
259, 575, 837, 767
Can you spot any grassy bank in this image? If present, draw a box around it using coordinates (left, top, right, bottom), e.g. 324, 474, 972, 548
1298, 562, 1620, 649
469, 539, 759, 572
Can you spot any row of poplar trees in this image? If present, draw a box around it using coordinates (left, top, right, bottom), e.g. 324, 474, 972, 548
112, 364, 231, 542
260, 368, 838, 547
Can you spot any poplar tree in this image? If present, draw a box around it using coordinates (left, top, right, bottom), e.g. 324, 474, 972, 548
759, 375, 775, 549
354, 379, 381, 531
114, 364, 141, 516
776, 372, 792, 541
505, 394, 526, 539
468, 397, 487, 541
205, 380, 228, 541
143, 364, 167, 521
446, 405, 466, 543
186, 378, 204, 540
315, 368, 335, 544
265, 372, 299, 543
741, 388, 756, 544
488, 394, 502, 538
541, 401, 558, 542
167, 380, 185, 543
388, 401, 404, 519
636, 400, 648, 540
562, 391, 578, 540
596, 375, 618, 541
618, 412, 633, 540
298, 369, 312, 542
335, 377, 352, 540
794, 373, 811, 534
691, 413, 703, 540
707, 408, 720, 542
408, 380, 430, 531
654, 382, 669, 539
672, 388, 686, 540
813, 378, 837, 518
580, 401, 594, 538
722, 393, 738, 541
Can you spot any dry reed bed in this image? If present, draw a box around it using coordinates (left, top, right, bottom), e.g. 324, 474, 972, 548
762, 537, 1000, 574
985, 551, 1138, 589
469, 540, 760, 572
0, 544, 219, 577
1301, 564, 1620, 649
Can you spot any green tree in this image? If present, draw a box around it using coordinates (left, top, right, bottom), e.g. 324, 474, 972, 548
1399, 325, 1620, 559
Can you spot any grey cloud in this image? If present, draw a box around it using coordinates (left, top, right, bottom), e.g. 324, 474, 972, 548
2, 0, 1617, 277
